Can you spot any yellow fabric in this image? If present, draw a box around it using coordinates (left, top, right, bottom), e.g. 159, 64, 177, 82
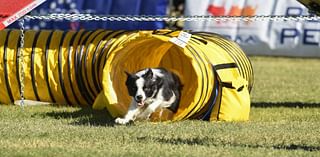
47, 31, 65, 102
85, 31, 109, 96
60, 31, 77, 105
100, 30, 252, 121
0, 29, 253, 122
34, 31, 52, 102
23, 31, 37, 100
69, 30, 89, 106
0, 30, 10, 103
6, 30, 20, 100
210, 68, 250, 121
80, 30, 104, 100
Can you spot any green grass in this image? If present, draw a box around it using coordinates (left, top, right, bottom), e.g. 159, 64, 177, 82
1, 56, 320, 157
251, 56, 320, 104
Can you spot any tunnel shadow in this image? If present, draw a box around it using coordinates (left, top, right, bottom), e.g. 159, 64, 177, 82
42, 107, 115, 126
38, 101, 320, 126
136, 136, 320, 152
251, 102, 320, 108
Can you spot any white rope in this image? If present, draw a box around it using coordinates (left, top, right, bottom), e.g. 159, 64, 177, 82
25, 13, 320, 22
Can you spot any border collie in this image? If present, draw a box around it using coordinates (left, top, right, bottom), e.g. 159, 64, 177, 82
115, 68, 182, 125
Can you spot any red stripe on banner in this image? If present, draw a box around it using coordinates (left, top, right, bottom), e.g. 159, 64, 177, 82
0, 0, 46, 30
0, 23, 4, 30
207, 5, 226, 16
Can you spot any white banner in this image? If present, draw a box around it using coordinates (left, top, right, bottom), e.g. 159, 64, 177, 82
184, 0, 320, 57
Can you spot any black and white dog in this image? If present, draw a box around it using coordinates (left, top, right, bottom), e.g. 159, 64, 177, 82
115, 68, 182, 125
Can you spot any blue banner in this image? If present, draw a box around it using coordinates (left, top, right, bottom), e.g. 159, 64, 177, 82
10, 0, 168, 30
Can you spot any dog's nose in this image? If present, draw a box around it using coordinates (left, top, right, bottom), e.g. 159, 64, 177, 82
135, 95, 143, 101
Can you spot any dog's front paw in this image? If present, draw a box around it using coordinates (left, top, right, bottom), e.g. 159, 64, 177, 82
115, 118, 133, 125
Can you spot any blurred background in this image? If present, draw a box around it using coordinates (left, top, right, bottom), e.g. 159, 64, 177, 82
9, 0, 320, 57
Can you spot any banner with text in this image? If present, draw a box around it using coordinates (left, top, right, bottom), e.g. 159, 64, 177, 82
184, 0, 320, 57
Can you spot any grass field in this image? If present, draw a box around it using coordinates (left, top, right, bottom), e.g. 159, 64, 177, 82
1, 56, 320, 157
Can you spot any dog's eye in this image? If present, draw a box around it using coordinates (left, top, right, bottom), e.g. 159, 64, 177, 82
143, 87, 150, 91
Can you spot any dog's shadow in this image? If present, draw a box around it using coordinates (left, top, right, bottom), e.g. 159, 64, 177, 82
42, 107, 115, 126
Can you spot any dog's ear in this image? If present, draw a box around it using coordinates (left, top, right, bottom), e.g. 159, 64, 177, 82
125, 71, 134, 79
145, 68, 153, 80
156, 77, 163, 87
125, 71, 131, 77
125, 71, 139, 81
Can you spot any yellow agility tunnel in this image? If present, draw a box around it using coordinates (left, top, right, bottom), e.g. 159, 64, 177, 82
0, 29, 253, 121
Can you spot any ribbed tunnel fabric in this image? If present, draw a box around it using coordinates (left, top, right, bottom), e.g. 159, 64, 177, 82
0, 29, 253, 121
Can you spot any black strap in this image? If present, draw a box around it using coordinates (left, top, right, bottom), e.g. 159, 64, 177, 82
214, 63, 244, 92
221, 82, 244, 92
214, 63, 237, 70
191, 36, 208, 45
220, 82, 235, 89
